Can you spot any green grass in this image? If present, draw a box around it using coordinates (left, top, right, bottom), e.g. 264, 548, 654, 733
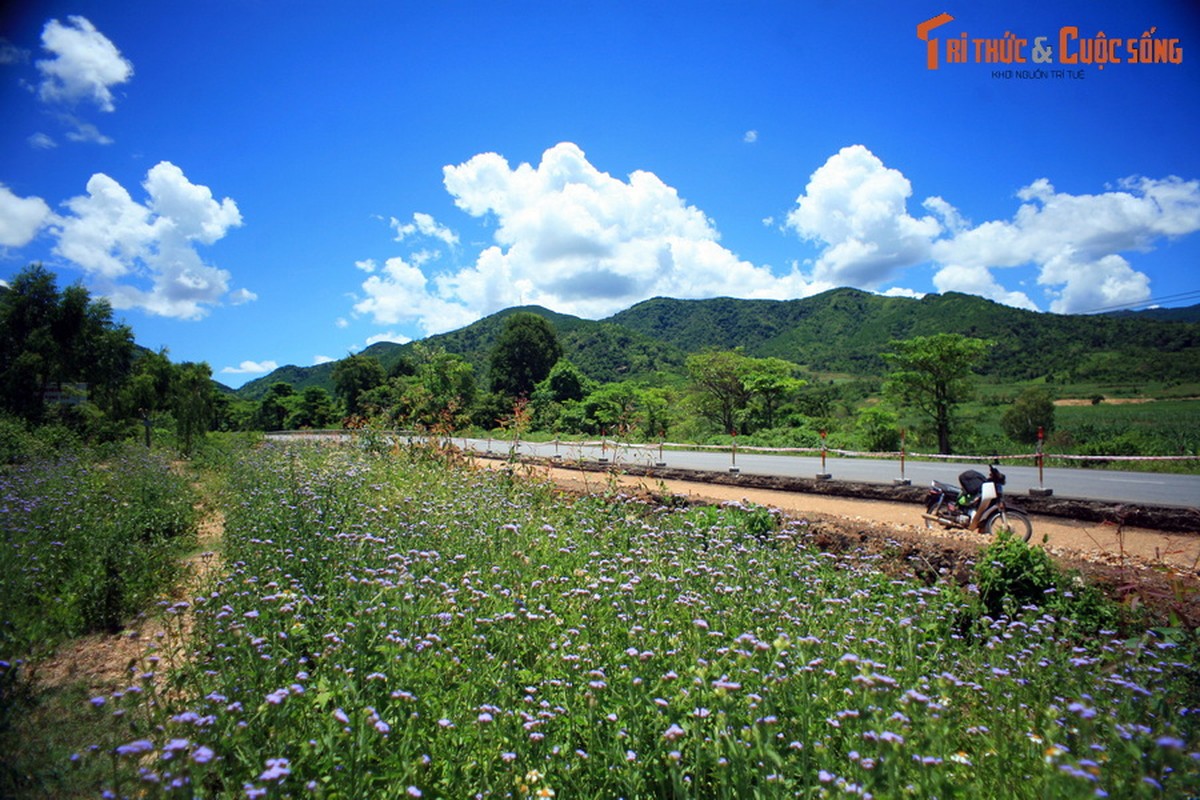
0, 443, 201, 798
50, 440, 1199, 798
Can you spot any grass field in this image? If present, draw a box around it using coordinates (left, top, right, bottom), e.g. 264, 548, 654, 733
17, 439, 1189, 798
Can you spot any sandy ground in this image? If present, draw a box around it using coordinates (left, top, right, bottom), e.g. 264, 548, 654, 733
515, 462, 1200, 575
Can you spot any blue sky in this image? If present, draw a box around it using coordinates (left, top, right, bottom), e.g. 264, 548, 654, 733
2, 1, 1198, 388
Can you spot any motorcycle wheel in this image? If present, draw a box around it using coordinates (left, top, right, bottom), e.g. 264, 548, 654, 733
985, 508, 1033, 542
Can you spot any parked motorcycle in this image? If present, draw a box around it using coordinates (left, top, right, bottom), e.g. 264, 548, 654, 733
923, 463, 1033, 541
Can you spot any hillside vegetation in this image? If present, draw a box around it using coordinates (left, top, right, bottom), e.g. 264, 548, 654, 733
237, 289, 1200, 399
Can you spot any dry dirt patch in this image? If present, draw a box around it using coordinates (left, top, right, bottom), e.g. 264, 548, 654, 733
30, 507, 224, 693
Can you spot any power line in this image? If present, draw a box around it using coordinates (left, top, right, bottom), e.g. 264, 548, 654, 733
1076, 289, 1200, 315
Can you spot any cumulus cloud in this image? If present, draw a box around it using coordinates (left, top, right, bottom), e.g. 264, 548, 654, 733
390, 212, 458, 246
743, 130, 758, 143
932, 175, 1200, 312
0, 184, 52, 247
50, 161, 248, 319
36, 16, 132, 111
785, 144, 940, 288
313, 355, 335, 365
355, 142, 821, 334
221, 360, 278, 375
350, 142, 1200, 338
783, 145, 1200, 313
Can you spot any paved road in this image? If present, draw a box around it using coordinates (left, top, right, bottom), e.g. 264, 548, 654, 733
451, 437, 1200, 508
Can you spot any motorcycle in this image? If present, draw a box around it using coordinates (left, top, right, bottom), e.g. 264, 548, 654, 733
922, 462, 1033, 541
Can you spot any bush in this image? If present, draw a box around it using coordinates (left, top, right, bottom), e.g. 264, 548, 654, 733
975, 533, 1117, 632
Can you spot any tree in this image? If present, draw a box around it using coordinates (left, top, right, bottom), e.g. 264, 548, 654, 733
685, 349, 754, 434
332, 354, 386, 418
0, 264, 134, 422
174, 362, 215, 454
1000, 387, 1056, 445
290, 386, 338, 429
489, 313, 562, 398
256, 382, 295, 431
401, 345, 476, 429
883, 333, 989, 454
582, 381, 645, 435
742, 357, 805, 430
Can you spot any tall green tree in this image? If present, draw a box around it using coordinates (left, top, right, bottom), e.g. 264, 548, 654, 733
0, 264, 134, 422
255, 382, 296, 431
290, 386, 338, 429
489, 312, 562, 398
333, 354, 386, 418
174, 361, 215, 454
743, 357, 806, 430
883, 333, 990, 454
686, 349, 754, 435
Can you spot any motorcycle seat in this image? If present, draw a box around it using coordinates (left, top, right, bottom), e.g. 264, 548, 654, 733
932, 480, 960, 496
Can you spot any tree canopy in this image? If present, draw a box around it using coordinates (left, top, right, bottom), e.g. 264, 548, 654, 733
489, 312, 563, 398
883, 333, 990, 454
0, 265, 135, 422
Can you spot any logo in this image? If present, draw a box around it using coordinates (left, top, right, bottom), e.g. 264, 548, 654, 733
917, 13, 1184, 78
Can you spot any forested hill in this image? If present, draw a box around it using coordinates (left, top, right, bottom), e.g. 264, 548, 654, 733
235, 289, 1200, 399
609, 289, 1200, 380
234, 305, 685, 400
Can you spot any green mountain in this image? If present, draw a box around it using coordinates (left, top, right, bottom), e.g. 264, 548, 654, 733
609, 288, 1200, 381
235, 305, 683, 400
235, 289, 1200, 399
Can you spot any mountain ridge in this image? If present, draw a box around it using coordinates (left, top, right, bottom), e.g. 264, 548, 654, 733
233, 289, 1200, 399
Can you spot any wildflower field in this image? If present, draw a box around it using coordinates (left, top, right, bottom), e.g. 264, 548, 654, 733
11, 440, 1200, 798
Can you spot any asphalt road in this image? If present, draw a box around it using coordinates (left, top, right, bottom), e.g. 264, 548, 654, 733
451, 437, 1200, 508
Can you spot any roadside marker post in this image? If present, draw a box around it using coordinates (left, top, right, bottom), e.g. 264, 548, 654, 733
817, 430, 832, 480
894, 428, 911, 486
1030, 426, 1054, 496
730, 431, 739, 474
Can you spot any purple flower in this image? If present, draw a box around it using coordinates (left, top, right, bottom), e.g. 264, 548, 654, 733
260, 757, 291, 782
192, 746, 215, 765
333, 708, 350, 725
116, 739, 154, 757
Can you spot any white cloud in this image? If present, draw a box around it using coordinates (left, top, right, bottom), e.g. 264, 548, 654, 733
28, 132, 56, 149
228, 288, 257, 304
349, 142, 1200, 336
314, 355, 335, 365
0, 184, 52, 247
50, 161, 247, 319
0, 39, 28, 65
390, 212, 458, 246
365, 331, 411, 346
62, 117, 113, 145
221, 360, 278, 375
931, 263, 1038, 310
352, 143, 836, 336
785, 144, 940, 288
36, 16, 132, 112
932, 175, 1200, 313
743, 130, 758, 144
